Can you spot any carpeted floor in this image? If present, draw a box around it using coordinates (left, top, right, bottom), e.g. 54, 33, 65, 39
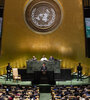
56, 78, 90, 85
40, 93, 51, 100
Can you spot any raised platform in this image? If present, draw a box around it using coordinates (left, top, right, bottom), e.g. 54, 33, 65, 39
18, 68, 72, 82
0, 74, 89, 86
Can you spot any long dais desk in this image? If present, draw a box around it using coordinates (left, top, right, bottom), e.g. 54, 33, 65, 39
26, 60, 60, 74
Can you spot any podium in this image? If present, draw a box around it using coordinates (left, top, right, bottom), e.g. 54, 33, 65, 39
33, 71, 55, 84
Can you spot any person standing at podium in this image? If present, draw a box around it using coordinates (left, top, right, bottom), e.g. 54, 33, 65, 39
41, 63, 47, 75
41, 63, 47, 72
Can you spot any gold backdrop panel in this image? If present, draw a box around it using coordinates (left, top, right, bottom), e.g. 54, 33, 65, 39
0, 0, 90, 75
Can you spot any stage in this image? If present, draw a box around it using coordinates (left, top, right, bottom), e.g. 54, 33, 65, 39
0, 73, 89, 86
17, 68, 72, 84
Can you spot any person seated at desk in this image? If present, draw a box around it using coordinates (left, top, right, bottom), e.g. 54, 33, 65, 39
40, 55, 48, 61
32, 56, 37, 61
49, 56, 54, 61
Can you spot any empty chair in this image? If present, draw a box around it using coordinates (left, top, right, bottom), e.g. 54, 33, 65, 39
12, 68, 21, 81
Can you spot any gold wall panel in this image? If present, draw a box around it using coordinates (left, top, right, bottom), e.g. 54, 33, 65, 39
0, 0, 90, 75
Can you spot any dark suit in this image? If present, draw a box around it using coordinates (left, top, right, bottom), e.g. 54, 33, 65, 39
77, 65, 82, 81
41, 66, 47, 71
6, 65, 12, 80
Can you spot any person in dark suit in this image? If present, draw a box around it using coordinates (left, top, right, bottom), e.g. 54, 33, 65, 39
6, 63, 12, 81
41, 63, 47, 75
41, 63, 47, 72
77, 63, 82, 81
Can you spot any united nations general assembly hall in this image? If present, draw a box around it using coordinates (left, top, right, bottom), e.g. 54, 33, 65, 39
0, 0, 90, 100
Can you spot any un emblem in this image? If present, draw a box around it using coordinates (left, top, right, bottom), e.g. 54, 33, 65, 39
24, 0, 63, 34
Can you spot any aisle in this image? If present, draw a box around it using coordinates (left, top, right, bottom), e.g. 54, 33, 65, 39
40, 93, 51, 100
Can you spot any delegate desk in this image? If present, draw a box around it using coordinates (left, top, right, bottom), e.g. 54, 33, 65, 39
26, 60, 60, 74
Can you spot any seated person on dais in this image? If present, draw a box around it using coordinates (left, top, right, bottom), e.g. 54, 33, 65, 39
40, 55, 48, 61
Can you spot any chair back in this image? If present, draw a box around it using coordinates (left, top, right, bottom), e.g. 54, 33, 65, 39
12, 68, 18, 77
